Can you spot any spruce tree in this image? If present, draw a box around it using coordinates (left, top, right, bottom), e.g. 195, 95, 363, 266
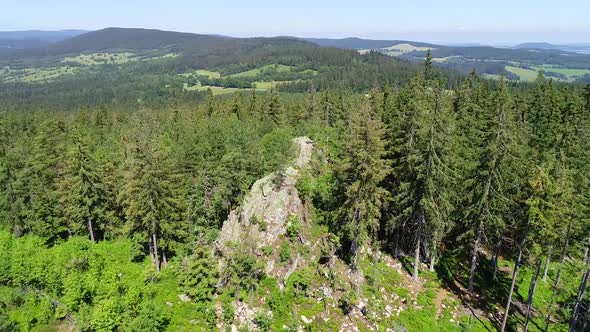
60, 131, 113, 242
24, 119, 67, 241
337, 100, 388, 268
462, 77, 523, 292
387, 70, 455, 280
119, 123, 185, 271
266, 89, 282, 125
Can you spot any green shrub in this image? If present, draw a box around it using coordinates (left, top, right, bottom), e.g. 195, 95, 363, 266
259, 219, 268, 232
338, 290, 358, 315
286, 268, 312, 296
262, 245, 273, 256
223, 302, 234, 324
177, 247, 218, 302
254, 312, 272, 332
279, 243, 292, 263
286, 215, 301, 239
250, 215, 268, 232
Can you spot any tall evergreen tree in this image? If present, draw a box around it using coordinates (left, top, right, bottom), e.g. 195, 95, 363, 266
337, 100, 388, 268
387, 69, 455, 280
119, 121, 185, 271
24, 119, 67, 241
60, 132, 114, 242
462, 77, 523, 292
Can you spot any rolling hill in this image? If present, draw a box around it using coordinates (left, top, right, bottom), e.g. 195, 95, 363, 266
513, 42, 590, 54
302, 37, 435, 50
0, 30, 89, 56
1, 28, 451, 109
304, 37, 590, 82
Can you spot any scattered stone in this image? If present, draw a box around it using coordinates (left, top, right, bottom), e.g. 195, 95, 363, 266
166, 301, 173, 307
178, 294, 191, 302
301, 315, 312, 324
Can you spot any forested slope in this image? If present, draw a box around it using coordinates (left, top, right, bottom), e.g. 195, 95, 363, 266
1, 50, 590, 331
0, 28, 466, 111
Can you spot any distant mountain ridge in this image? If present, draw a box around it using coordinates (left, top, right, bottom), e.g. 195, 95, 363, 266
513, 42, 590, 54
0, 30, 88, 41
0, 29, 88, 55
0, 28, 315, 58
302, 37, 436, 50
2, 28, 590, 83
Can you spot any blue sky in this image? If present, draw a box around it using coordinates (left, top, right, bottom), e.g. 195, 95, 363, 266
2, 0, 589, 44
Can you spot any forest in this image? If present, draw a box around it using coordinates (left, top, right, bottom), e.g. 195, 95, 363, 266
1, 44, 590, 332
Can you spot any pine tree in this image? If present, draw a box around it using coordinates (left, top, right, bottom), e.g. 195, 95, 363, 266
337, 100, 388, 268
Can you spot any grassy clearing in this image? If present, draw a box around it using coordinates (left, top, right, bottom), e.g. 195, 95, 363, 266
532, 65, 590, 78
383, 43, 434, 52
227, 64, 293, 78
506, 66, 540, 82
184, 85, 240, 95
432, 56, 463, 63
194, 69, 221, 78
144, 53, 178, 60
1, 66, 78, 82
62, 52, 136, 65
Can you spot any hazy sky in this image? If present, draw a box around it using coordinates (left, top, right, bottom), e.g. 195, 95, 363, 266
2, 0, 589, 44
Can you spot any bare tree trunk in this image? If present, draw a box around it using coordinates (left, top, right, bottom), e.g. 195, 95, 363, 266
413, 234, 421, 281
88, 219, 95, 243
544, 223, 571, 331
148, 236, 155, 264
394, 228, 400, 258
152, 232, 160, 272
429, 245, 436, 272
569, 248, 590, 331
524, 259, 542, 331
542, 247, 552, 283
501, 216, 530, 332
413, 212, 424, 281
582, 304, 590, 332
492, 242, 500, 281
468, 220, 484, 292
162, 251, 168, 269
501, 247, 523, 332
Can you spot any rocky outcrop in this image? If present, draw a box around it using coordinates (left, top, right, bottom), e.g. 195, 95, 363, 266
215, 136, 314, 258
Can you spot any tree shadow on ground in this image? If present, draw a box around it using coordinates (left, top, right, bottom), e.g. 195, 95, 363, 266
436, 252, 526, 332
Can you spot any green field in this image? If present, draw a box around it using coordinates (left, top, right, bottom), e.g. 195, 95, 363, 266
505, 66, 540, 82
63, 52, 136, 65
227, 64, 293, 78
0, 66, 78, 82
505, 64, 590, 82
184, 85, 240, 94
194, 69, 221, 78
533, 64, 590, 77
185, 82, 283, 94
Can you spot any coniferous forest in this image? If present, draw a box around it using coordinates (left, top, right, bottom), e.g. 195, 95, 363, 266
1, 35, 590, 331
